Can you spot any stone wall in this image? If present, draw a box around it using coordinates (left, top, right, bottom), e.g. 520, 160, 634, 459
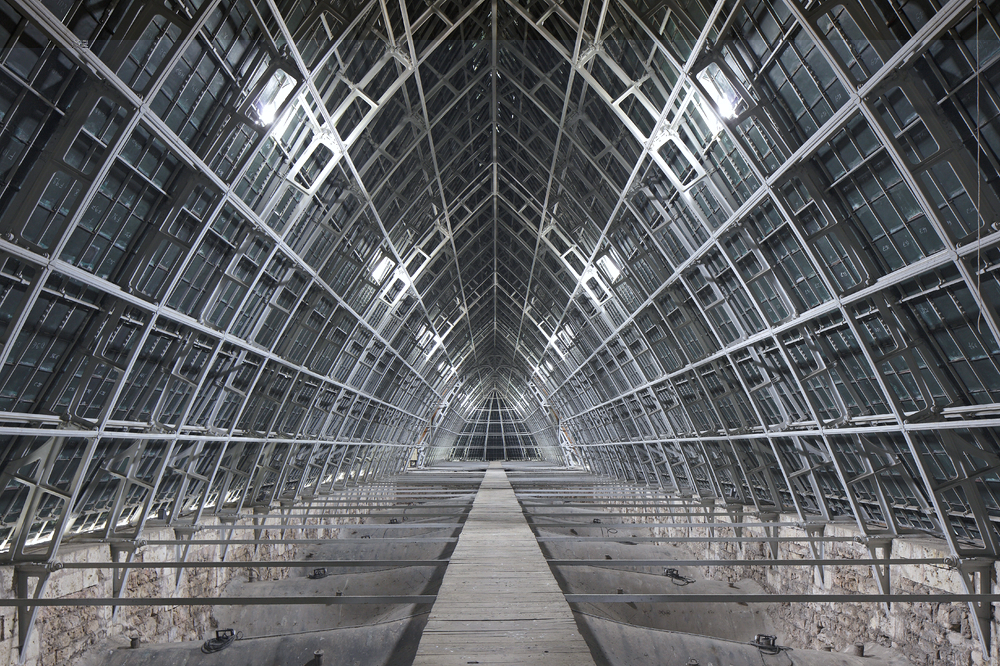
606, 503, 994, 666
0, 503, 370, 666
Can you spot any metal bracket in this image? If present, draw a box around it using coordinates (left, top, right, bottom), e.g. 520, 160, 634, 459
109, 540, 145, 621
857, 535, 893, 613
252, 503, 273, 552
217, 514, 240, 561
945, 556, 996, 655
759, 511, 780, 559
14, 562, 62, 664
172, 525, 204, 591
725, 503, 745, 538
700, 497, 716, 538
803, 523, 826, 584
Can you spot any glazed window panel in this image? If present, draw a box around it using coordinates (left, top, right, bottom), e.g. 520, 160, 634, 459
0, 257, 33, 344
819, 321, 891, 416
815, 5, 886, 84
204, 208, 271, 330
61, 125, 190, 283
821, 156, 943, 274
3, 25, 83, 110
909, 7, 1000, 240
899, 267, 1000, 406
68, 95, 130, 169
167, 232, 232, 317
114, 14, 181, 93
733, 0, 795, 63
763, 28, 849, 140
133, 184, 218, 300
255, 264, 305, 350
52, 305, 148, 421
21, 171, 86, 252
706, 132, 760, 207
61, 164, 160, 279
236, 137, 291, 212
151, 37, 235, 153
204, 0, 268, 73
0, 279, 97, 412
111, 325, 182, 421
0, 72, 58, 191
763, 228, 830, 309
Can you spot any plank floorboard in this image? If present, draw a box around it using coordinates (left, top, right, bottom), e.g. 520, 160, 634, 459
412, 463, 596, 665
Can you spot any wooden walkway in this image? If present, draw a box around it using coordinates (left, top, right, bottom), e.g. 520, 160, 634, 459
413, 463, 596, 665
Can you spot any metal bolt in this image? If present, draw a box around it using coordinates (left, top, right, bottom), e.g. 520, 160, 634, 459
314, 649, 324, 664
130, 637, 141, 649
852, 643, 864, 656
686, 660, 699, 666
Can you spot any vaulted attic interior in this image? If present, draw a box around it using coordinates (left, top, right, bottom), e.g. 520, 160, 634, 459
1, 0, 1000, 663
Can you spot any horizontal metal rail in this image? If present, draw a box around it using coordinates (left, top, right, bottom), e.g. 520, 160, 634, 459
57, 559, 450, 569
522, 512, 772, 517
547, 558, 948, 567
565, 594, 1000, 603
188, 523, 464, 530
518, 502, 751, 507
528, 522, 818, 528
0, 595, 438, 607
535, 536, 860, 542
138, 537, 459, 545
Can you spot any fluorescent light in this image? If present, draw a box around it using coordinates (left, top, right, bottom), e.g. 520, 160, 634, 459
598, 256, 621, 281
260, 102, 278, 124
697, 70, 737, 125
372, 256, 394, 282
258, 72, 295, 126
717, 96, 735, 119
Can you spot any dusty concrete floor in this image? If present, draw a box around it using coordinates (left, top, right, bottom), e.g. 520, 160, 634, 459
514, 466, 913, 666
77, 465, 916, 665
77, 484, 476, 666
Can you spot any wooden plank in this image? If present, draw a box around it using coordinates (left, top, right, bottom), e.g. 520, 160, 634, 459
412, 463, 597, 665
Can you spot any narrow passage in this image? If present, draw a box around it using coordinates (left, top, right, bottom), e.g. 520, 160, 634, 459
413, 462, 596, 665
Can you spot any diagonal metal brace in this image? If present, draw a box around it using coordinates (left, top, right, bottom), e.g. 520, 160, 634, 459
857, 536, 893, 614
725, 502, 745, 538
109, 540, 146, 621
945, 556, 996, 656
252, 503, 273, 554
14, 562, 62, 665
803, 523, 826, 585
758, 512, 780, 559
172, 526, 203, 591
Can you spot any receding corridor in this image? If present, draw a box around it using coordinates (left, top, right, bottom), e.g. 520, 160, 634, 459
413, 463, 596, 665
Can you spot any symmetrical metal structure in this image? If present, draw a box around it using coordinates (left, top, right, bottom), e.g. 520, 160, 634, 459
445, 391, 542, 460
0, 0, 1000, 659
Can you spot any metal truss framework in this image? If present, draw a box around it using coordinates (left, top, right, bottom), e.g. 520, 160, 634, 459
442, 390, 543, 461
0, 0, 998, 660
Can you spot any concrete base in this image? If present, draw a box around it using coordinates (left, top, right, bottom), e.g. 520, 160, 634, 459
90, 615, 428, 666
